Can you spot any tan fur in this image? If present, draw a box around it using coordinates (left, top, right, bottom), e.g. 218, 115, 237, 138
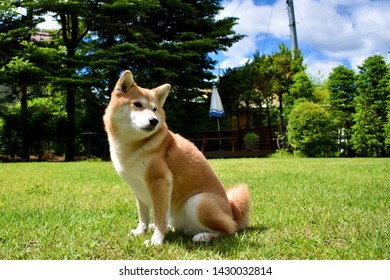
227, 184, 251, 230
103, 70, 250, 245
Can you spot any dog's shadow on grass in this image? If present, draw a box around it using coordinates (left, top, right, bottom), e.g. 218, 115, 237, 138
163, 224, 269, 258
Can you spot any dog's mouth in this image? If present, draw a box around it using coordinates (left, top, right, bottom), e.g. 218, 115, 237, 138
142, 125, 157, 132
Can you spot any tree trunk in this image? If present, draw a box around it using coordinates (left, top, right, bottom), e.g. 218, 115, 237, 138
20, 86, 29, 160
245, 101, 251, 129
65, 83, 76, 161
60, 11, 84, 161
279, 92, 285, 135
64, 44, 77, 161
266, 102, 273, 150
20, 7, 34, 161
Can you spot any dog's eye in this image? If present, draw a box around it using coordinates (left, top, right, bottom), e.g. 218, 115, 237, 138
153, 107, 157, 112
133, 102, 142, 108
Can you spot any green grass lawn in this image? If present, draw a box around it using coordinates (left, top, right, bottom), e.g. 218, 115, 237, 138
0, 158, 388, 260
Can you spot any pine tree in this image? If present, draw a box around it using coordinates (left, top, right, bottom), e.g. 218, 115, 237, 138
87, 0, 242, 94
0, 0, 48, 160
84, 0, 243, 136
327, 65, 357, 156
351, 55, 390, 156
1, 0, 243, 158
287, 71, 314, 104
38, 0, 97, 161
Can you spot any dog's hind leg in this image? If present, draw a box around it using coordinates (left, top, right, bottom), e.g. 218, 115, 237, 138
184, 193, 236, 242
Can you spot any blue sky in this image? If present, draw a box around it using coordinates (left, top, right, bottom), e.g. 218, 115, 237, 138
213, 0, 390, 79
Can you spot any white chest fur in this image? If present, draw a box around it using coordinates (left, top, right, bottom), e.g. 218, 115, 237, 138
110, 141, 153, 207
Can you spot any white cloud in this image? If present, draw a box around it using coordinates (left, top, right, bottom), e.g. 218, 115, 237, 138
216, 0, 390, 79
217, 0, 276, 67
38, 14, 60, 30
303, 55, 340, 79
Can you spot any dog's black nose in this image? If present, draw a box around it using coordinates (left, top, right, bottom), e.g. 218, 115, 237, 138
149, 118, 159, 127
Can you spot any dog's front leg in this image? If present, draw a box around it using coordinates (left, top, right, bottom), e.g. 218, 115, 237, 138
131, 198, 150, 236
147, 176, 172, 246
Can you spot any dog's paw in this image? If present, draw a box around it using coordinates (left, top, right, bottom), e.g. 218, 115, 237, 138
150, 230, 165, 246
192, 232, 219, 242
130, 229, 145, 236
148, 223, 175, 231
167, 225, 176, 232
130, 223, 148, 236
142, 230, 165, 246
149, 223, 175, 232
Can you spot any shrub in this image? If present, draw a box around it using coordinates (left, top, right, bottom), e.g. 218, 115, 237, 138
243, 132, 260, 142
0, 97, 67, 160
288, 101, 336, 157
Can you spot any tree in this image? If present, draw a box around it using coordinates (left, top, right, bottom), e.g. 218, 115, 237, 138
40, 0, 242, 159
37, 0, 101, 161
84, 0, 243, 105
351, 55, 390, 156
127, 0, 243, 90
0, 105, 20, 159
217, 66, 248, 129
327, 65, 357, 156
288, 101, 335, 157
1, 0, 243, 160
249, 53, 278, 147
286, 71, 314, 105
79, 0, 160, 99
0, 0, 48, 160
217, 45, 306, 151
0, 95, 66, 160
385, 101, 390, 149
385, 69, 390, 149
271, 44, 305, 136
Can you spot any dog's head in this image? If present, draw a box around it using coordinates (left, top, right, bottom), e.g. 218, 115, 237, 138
104, 70, 171, 137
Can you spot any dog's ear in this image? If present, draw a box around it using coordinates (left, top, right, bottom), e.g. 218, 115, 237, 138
154, 84, 171, 106
115, 70, 135, 95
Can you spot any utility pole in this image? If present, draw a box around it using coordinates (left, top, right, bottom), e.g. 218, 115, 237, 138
286, 0, 298, 54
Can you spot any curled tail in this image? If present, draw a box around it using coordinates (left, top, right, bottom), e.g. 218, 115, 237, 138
227, 183, 250, 231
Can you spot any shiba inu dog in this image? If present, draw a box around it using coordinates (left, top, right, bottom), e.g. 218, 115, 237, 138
103, 70, 250, 245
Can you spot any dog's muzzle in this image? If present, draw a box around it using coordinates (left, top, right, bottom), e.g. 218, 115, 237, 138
144, 117, 159, 131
